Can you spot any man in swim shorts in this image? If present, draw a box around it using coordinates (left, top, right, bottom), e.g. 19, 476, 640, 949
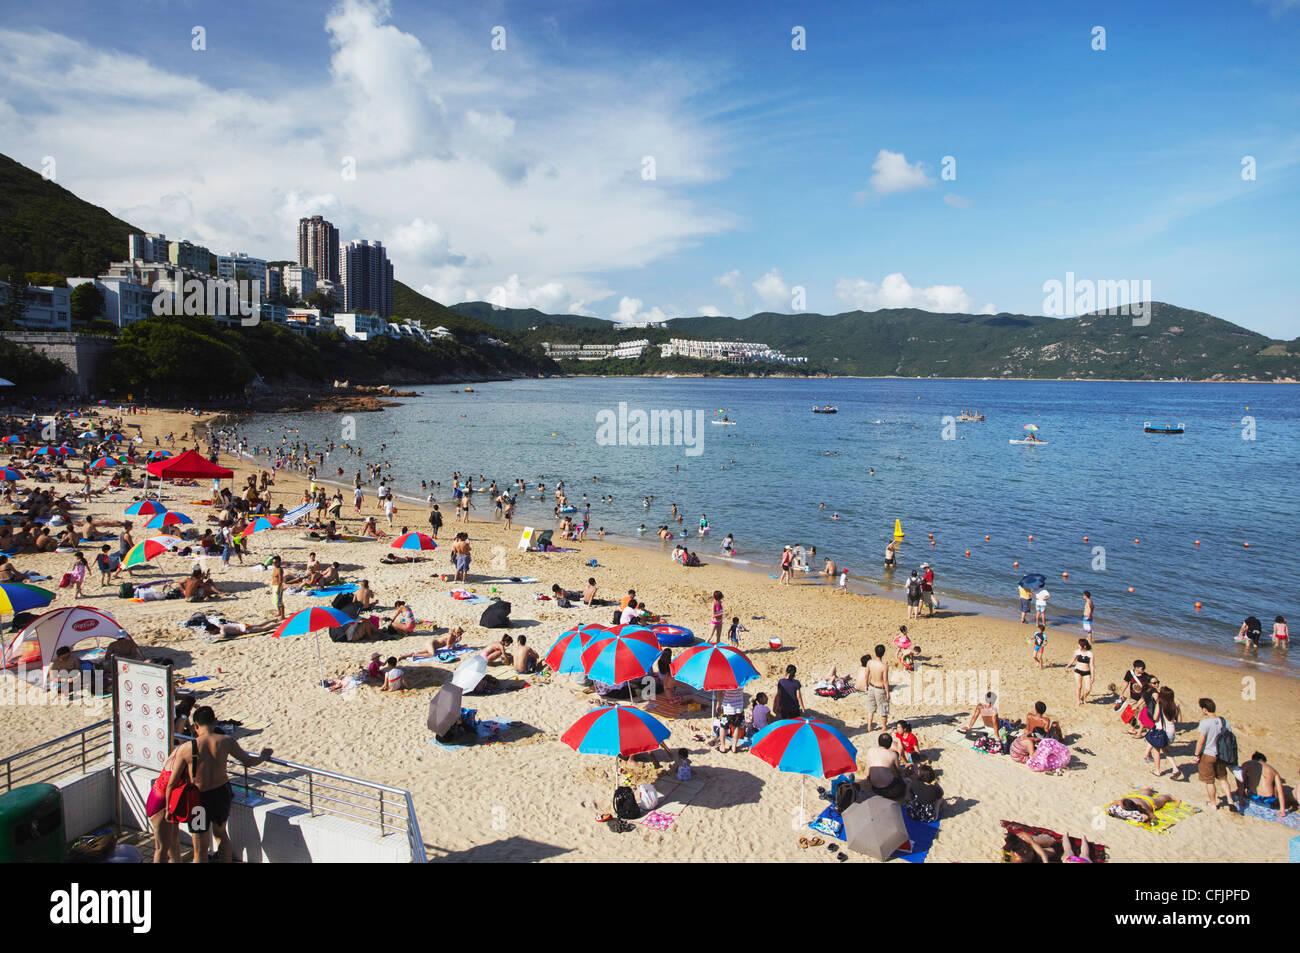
858, 645, 891, 732
164, 705, 272, 863
1237, 752, 1288, 819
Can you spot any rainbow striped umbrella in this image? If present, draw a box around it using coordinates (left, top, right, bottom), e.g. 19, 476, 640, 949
670, 644, 759, 691
0, 582, 56, 614
1, 467, 23, 481
272, 607, 354, 639
145, 511, 193, 530
245, 516, 283, 534
120, 536, 183, 568
390, 531, 437, 551
90, 456, 122, 469
580, 627, 662, 685
751, 718, 858, 779
561, 705, 669, 758
542, 623, 606, 675
125, 500, 167, 516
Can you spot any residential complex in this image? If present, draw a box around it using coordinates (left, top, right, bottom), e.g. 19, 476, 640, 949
282, 264, 316, 298
298, 215, 340, 284
0, 281, 72, 330
340, 239, 394, 317
541, 339, 649, 360
659, 338, 806, 364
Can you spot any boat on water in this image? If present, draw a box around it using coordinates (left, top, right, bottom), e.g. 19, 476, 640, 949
957, 413, 986, 422
463, 387, 475, 393
711, 416, 737, 425
1009, 438, 1049, 445
812, 405, 838, 414
664, 374, 679, 379
1144, 422, 1185, 434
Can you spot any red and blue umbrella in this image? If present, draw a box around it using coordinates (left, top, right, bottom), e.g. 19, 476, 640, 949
1, 467, 23, 481
670, 644, 759, 691
272, 607, 353, 639
581, 627, 662, 685
390, 531, 437, 551
145, 511, 193, 530
245, 516, 283, 534
601, 623, 660, 645
2, 435, 23, 445
146, 449, 173, 461
125, 500, 167, 516
90, 456, 122, 469
543, 623, 606, 675
751, 718, 858, 778
560, 705, 669, 757
31, 446, 60, 456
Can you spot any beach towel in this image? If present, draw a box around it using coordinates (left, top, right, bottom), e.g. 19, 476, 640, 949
639, 810, 677, 832
485, 576, 539, 585
307, 583, 357, 598
447, 590, 488, 605
1240, 800, 1300, 830
891, 814, 941, 863
1106, 790, 1201, 834
1000, 820, 1109, 863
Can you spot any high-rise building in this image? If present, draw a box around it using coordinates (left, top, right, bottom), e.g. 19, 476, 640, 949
282, 264, 316, 298
340, 239, 394, 317
297, 216, 339, 285
128, 232, 169, 263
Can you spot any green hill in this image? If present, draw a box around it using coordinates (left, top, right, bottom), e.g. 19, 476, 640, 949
451, 301, 615, 333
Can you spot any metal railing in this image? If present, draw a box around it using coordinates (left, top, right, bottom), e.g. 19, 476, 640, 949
0, 718, 114, 793
0, 719, 427, 862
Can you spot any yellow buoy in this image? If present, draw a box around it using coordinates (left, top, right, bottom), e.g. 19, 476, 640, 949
893, 519, 904, 540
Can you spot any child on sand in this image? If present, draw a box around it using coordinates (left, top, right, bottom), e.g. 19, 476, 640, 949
1033, 624, 1047, 669
893, 720, 919, 766
676, 749, 692, 781
709, 591, 724, 643
68, 551, 88, 598
835, 567, 849, 594
381, 657, 405, 692
727, 616, 747, 647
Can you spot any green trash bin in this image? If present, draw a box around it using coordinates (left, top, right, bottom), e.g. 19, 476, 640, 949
0, 783, 66, 863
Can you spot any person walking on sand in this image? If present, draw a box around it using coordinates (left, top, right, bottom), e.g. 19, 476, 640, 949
164, 706, 272, 863
1018, 581, 1033, 624
428, 504, 443, 540
1070, 638, 1093, 703
1034, 587, 1050, 627
708, 590, 724, 644
1143, 686, 1179, 778
270, 555, 285, 620
779, 546, 793, 585
1194, 698, 1241, 811
452, 533, 472, 582
774, 665, 804, 720
1033, 623, 1047, 670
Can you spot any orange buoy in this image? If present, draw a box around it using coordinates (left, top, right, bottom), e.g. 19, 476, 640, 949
984, 535, 990, 541
1028, 535, 1034, 541
1062, 571, 1068, 579
930, 540, 935, 547
1194, 602, 1202, 611
1243, 542, 1250, 548
1083, 536, 1089, 543
928, 533, 934, 540
1134, 539, 1140, 545
1194, 540, 1200, 546
964, 550, 970, 557
1013, 561, 1019, 568
1128, 587, 1135, 593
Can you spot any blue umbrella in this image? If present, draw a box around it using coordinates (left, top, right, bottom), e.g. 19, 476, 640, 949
1018, 573, 1047, 591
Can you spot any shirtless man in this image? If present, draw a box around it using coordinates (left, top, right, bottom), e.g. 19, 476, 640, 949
1238, 752, 1289, 819
181, 569, 222, 601
164, 706, 272, 863
451, 534, 472, 583
270, 555, 285, 620
355, 579, 376, 610
859, 644, 891, 732
512, 635, 539, 674
582, 577, 599, 606
315, 562, 342, 588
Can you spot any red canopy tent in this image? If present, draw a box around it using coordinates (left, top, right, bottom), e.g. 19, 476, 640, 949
145, 449, 234, 480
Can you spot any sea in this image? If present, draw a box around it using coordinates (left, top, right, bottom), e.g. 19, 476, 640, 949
242, 378, 1299, 673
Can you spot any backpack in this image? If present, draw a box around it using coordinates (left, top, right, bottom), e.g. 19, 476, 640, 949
613, 785, 641, 820
331, 591, 354, 611
907, 579, 921, 600
612, 608, 623, 625
118, 582, 134, 599
479, 600, 512, 629
1215, 718, 1238, 766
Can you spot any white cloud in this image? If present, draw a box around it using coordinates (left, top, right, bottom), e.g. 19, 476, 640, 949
611, 296, 670, 324
835, 273, 974, 313
0, 0, 736, 307
697, 305, 724, 316
752, 269, 790, 309
979, 302, 997, 315
868, 150, 934, 196
715, 269, 747, 307
487, 274, 594, 315
943, 193, 971, 209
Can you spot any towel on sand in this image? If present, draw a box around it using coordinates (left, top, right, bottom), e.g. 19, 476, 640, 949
1107, 790, 1201, 834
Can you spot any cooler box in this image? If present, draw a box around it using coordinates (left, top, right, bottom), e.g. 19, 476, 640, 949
0, 783, 66, 863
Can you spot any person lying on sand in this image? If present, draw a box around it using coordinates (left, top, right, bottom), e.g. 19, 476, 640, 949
204, 619, 279, 639
381, 552, 428, 564
398, 626, 464, 661
1106, 787, 1178, 825
1005, 830, 1093, 863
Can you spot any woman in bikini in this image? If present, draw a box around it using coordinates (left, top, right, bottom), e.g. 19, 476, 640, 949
1108, 787, 1178, 825
1071, 638, 1094, 705
965, 692, 999, 733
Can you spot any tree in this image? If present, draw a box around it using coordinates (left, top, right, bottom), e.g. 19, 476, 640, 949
70, 281, 104, 325
1, 271, 29, 331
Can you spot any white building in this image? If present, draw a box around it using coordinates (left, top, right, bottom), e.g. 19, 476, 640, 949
542, 338, 647, 360
216, 253, 268, 289
282, 264, 316, 298
264, 266, 282, 300
658, 337, 805, 364
333, 312, 390, 341
0, 281, 72, 331
64, 274, 153, 328
429, 325, 453, 339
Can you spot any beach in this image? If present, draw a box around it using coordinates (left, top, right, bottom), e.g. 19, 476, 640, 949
4, 405, 1298, 864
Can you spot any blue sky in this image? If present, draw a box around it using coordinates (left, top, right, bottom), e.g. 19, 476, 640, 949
1, 0, 1297, 336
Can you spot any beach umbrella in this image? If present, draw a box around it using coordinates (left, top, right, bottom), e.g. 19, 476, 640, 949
1018, 573, 1047, 591
2, 606, 126, 684
272, 606, 353, 639
562, 705, 669, 757
601, 623, 661, 645
427, 684, 465, 738
145, 511, 193, 530
125, 500, 168, 516
245, 516, 284, 534
1, 467, 23, 481
670, 644, 759, 691
30, 446, 58, 456
0, 582, 56, 615
120, 535, 183, 568
1022, 424, 1039, 432
146, 450, 172, 461
0, 378, 12, 387
751, 717, 859, 824
580, 628, 662, 685
543, 624, 606, 675
390, 531, 437, 551
2, 435, 23, 444
841, 798, 911, 861
90, 456, 122, 469
451, 654, 489, 694
77, 431, 98, 440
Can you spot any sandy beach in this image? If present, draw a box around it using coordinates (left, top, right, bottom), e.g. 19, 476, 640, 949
4, 406, 1298, 864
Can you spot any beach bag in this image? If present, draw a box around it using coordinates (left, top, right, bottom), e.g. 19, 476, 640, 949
1215, 718, 1238, 766
165, 741, 201, 828
58, 573, 72, 589
1138, 705, 1156, 729
1144, 727, 1169, 750
613, 785, 641, 820
330, 591, 354, 611
118, 582, 134, 599
479, 601, 511, 629
1119, 704, 1136, 724
635, 783, 661, 813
